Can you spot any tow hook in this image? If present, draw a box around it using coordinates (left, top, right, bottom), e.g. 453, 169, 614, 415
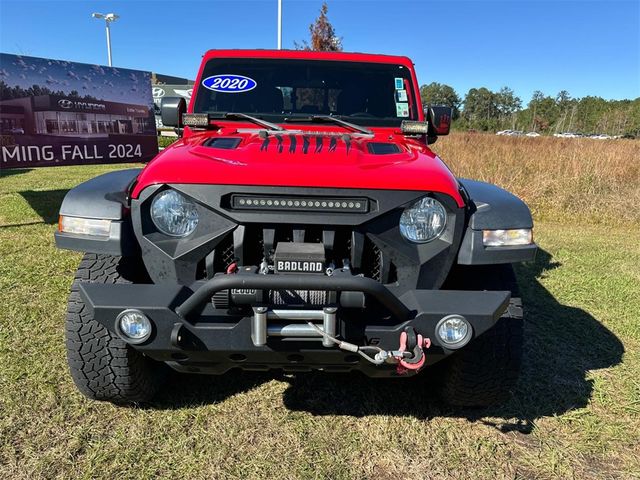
395, 327, 431, 375
302, 318, 430, 372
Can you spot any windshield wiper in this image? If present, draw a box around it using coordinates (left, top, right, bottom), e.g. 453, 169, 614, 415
209, 112, 285, 131
284, 115, 373, 135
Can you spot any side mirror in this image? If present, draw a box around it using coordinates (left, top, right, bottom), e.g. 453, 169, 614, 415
426, 105, 452, 136
161, 97, 187, 128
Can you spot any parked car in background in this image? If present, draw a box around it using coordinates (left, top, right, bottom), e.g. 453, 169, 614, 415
554, 132, 583, 138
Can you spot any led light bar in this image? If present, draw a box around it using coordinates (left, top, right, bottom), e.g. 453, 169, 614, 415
59, 215, 111, 237
182, 113, 210, 127
482, 229, 533, 247
231, 195, 369, 213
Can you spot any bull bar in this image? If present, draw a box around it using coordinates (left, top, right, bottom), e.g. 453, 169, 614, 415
78, 271, 512, 376
175, 273, 411, 320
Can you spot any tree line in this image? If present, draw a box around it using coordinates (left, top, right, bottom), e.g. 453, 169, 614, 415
420, 82, 640, 136
0, 81, 100, 103
298, 2, 640, 137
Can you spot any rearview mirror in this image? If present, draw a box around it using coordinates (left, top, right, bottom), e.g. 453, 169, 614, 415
160, 97, 187, 128
426, 105, 452, 136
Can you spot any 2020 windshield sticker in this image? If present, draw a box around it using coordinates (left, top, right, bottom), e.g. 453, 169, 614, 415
202, 74, 257, 93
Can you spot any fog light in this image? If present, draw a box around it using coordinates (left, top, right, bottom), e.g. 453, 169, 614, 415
116, 309, 152, 344
436, 315, 472, 348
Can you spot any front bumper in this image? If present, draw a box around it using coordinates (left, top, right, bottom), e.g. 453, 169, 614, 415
79, 273, 510, 377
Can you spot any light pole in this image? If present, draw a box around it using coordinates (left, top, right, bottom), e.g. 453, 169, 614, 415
91, 12, 119, 66
277, 0, 282, 49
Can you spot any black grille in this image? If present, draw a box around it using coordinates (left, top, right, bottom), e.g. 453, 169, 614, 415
213, 235, 236, 273
362, 241, 383, 282
269, 289, 328, 305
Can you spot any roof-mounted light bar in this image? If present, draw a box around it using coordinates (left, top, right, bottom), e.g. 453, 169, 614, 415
231, 195, 369, 213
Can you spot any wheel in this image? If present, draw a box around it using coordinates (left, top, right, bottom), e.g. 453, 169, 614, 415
65, 253, 165, 404
437, 264, 523, 407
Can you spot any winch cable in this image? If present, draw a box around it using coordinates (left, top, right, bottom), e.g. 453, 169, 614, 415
305, 322, 412, 366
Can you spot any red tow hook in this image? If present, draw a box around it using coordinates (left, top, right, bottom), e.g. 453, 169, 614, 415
395, 328, 431, 375
226, 262, 238, 274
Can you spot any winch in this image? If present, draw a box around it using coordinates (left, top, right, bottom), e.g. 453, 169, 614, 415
274, 242, 326, 274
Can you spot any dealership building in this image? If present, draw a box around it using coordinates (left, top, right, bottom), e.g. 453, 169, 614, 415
0, 95, 155, 137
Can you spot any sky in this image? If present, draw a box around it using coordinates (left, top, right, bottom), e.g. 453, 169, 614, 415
0, 0, 638, 104
0, 53, 153, 105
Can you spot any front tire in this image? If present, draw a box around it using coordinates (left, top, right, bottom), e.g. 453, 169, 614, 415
65, 253, 165, 404
437, 264, 523, 407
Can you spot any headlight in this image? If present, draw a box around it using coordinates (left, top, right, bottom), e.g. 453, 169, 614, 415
150, 189, 199, 237
399, 197, 447, 243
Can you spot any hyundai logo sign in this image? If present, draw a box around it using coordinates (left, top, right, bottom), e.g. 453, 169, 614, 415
152, 87, 165, 98
57, 98, 106, 111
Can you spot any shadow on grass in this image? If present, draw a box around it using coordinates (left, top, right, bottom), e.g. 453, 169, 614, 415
0, 168, 33, 178
152, 370, 278, 408
19, 189, 69, 224
277, 249, 624, 431
145, 248, 624, 428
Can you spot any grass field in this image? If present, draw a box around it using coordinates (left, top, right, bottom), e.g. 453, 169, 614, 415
1, 134, 639, 479
434, 133, 640, 225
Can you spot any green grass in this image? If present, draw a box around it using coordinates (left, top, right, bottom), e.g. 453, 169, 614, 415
1, 165, 639, 479
158, 135, 177, 149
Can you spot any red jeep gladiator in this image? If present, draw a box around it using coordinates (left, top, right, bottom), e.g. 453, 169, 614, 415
55, 50, 536, 406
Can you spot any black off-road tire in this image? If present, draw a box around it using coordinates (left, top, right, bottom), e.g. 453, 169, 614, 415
437, 264, 523, 407
65, 253, 165, 404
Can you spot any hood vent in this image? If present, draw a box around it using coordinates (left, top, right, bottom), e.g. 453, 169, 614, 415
366, 142, 401, 155
203, 137, 242, 150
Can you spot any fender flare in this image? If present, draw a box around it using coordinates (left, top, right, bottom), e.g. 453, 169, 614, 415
55, 169, 141, 256
457, 179, 536, 265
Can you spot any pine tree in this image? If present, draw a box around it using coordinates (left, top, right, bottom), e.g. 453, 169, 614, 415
295, 2, 342, 51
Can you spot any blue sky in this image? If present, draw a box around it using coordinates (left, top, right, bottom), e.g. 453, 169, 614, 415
0, 0, 638, 103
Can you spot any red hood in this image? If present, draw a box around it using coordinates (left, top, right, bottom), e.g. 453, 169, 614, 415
132, 126, 464, 207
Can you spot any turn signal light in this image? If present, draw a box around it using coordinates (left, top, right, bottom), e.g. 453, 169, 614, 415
59, 215, 111, 237
482, 229, 533, 246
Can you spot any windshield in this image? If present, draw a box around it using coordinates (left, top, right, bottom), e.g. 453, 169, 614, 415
193, 58, 419, 127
